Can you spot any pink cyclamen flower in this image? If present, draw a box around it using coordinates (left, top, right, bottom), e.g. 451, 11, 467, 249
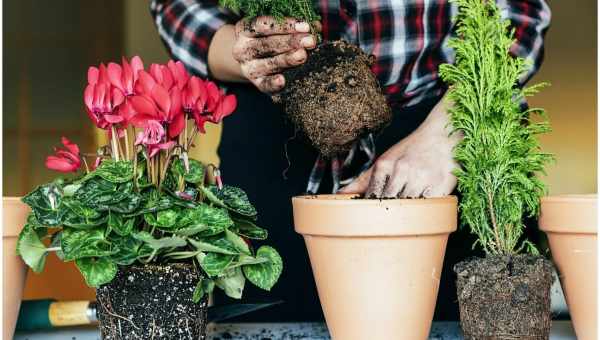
84, 64, 125, 129
130, 66, 185, 139
190, 81, 237, 132
45, 137, 81, 173
107, 56, 144, 96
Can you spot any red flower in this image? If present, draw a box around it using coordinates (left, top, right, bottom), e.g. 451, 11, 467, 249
45, 137, 81, 173
190, 81, 237, 132
84, 64, 125, 129
130, 66, 185, 139
107, 56, 144, 96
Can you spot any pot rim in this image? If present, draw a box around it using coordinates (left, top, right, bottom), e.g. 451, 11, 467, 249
3, 196, 29, 237
540, 194, 597, 234
292, 194, 457, 237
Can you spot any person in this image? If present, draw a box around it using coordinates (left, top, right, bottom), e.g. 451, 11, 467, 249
150, 0, 551, 321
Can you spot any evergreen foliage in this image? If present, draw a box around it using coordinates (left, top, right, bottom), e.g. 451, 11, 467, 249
219, 0, 320, 25
439, 0, 553, 255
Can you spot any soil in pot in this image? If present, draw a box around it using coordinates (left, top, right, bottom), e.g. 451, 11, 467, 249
96, 263, 208, 340
455, 255, 553, 340
276, 40, 392, 157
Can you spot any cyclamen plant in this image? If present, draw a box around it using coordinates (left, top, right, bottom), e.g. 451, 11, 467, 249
17, 56, 282, 302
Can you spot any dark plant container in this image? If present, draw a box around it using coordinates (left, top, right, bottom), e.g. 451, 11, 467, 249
96, 263, 208, 340
275, 40, 392, 157
455, 255, 553, 340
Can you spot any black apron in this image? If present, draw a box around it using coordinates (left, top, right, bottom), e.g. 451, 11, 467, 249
216, 82, 477, 322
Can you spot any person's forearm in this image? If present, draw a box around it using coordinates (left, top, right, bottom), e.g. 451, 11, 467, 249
208, 25, 247, 83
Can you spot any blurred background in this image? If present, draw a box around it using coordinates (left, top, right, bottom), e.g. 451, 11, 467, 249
3, 1, 597, 303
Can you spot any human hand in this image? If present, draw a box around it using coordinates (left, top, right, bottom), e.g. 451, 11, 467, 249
339, 97, 461, 198
232, 16, 319, 94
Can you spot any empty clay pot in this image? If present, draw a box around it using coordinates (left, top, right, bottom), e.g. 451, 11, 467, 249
293, 195, 457, 340
3, 197, 30, 340
539, 194, 597, 340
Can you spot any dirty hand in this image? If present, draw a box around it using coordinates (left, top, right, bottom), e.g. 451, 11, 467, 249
339, 97, 461, 198
233, 16, 319, 94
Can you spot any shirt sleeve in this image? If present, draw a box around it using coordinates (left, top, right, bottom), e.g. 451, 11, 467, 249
498, 0, 552, 84
150, 0, 239, 78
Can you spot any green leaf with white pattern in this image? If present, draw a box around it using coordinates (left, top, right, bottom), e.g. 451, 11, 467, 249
16, 223, 48, 273
208, 185, 257, 217
75, 257, 117, 287
193, 278, 215, 303
243, 246, 282, 291
198, 252, 236, 277
188, 237, 239, 255
171, 158, 206, 184
133, 231, 187, 250
93, 160, 134, 183
22, 184, 65, 226
61, 228, 115, 261
215, 267, 245, 299
156, 209, 179, 229
225, 229, 250, 255
233, 217, 268, 240
174, 204, 233, 237
109, 236, 142, 265
198, 186, 227, 208
108, 213, 136, 236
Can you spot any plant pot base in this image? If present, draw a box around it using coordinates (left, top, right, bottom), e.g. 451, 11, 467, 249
455, 255, 553, 340
96, 263, 207, 340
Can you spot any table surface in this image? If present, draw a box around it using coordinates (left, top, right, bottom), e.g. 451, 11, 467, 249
15, 321, 576, 340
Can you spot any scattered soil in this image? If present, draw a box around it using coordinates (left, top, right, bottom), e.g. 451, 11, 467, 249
276, 40, 392, 157
96, 263, 208, 340
454, 255, 553, 340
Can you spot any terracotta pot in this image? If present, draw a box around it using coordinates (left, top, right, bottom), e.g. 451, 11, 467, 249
3, 197, 30, 340
539, 194, 597, 340
293, 194, 457, 340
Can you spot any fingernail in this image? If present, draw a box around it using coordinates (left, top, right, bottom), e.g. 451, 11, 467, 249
295, 22, 310, 32
301, 36, 315, 48
276, 75, 285, 86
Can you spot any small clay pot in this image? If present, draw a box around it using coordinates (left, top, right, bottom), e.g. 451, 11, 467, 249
3, 197, 30, 340
276, 40, 392, 157
540, 194, 597, 340
96, 263, 208, 340
455, 255, 554, 340
293, 194, 457, 339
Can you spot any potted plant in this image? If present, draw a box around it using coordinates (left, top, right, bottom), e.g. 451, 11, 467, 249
539, 195, 597, 339
218, 0, 392, 157
3, 197, 31, 340
15, 56, 282, 340
439, 0, 554, 338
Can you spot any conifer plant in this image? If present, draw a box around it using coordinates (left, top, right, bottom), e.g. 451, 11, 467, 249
219, 0, 392, 157
439, 0, 554, 338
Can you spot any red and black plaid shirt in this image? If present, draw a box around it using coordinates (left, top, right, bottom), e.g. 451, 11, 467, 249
150, 0, 551, 193
150, 0, 550, 108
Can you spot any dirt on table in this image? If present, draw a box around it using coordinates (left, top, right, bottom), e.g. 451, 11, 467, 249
454, 255, 554, 340
96, 263, 208, 340
275, 40, 392, 157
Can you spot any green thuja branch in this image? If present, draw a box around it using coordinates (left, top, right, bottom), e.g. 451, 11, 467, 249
439, 0, 553, 255
219, 0, 320, 29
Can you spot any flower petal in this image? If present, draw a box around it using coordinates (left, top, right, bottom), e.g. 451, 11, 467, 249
107, 62, 124, 92
130, 95, 158, 117
151, 85, 171, 118
61, 137, 80, 155
46, 156, 79, 173
88, 67, 99, 85
168, 112, 186, 139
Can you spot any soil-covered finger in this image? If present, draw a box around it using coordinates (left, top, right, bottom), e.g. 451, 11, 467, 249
245, 50, 307, 79
237, 16, 309, 37
234, 34, 314, 61
254, 74, 285, 94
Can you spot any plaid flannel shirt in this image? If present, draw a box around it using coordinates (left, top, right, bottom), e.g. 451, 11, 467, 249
150, 0, 551, 194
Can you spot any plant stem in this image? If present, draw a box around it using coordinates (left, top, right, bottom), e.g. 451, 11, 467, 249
486, 190, 504, 254
81, 157, 90, 174
124, 128, 130, 161
186, 126, 199, 150
110, 126, 120, 161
